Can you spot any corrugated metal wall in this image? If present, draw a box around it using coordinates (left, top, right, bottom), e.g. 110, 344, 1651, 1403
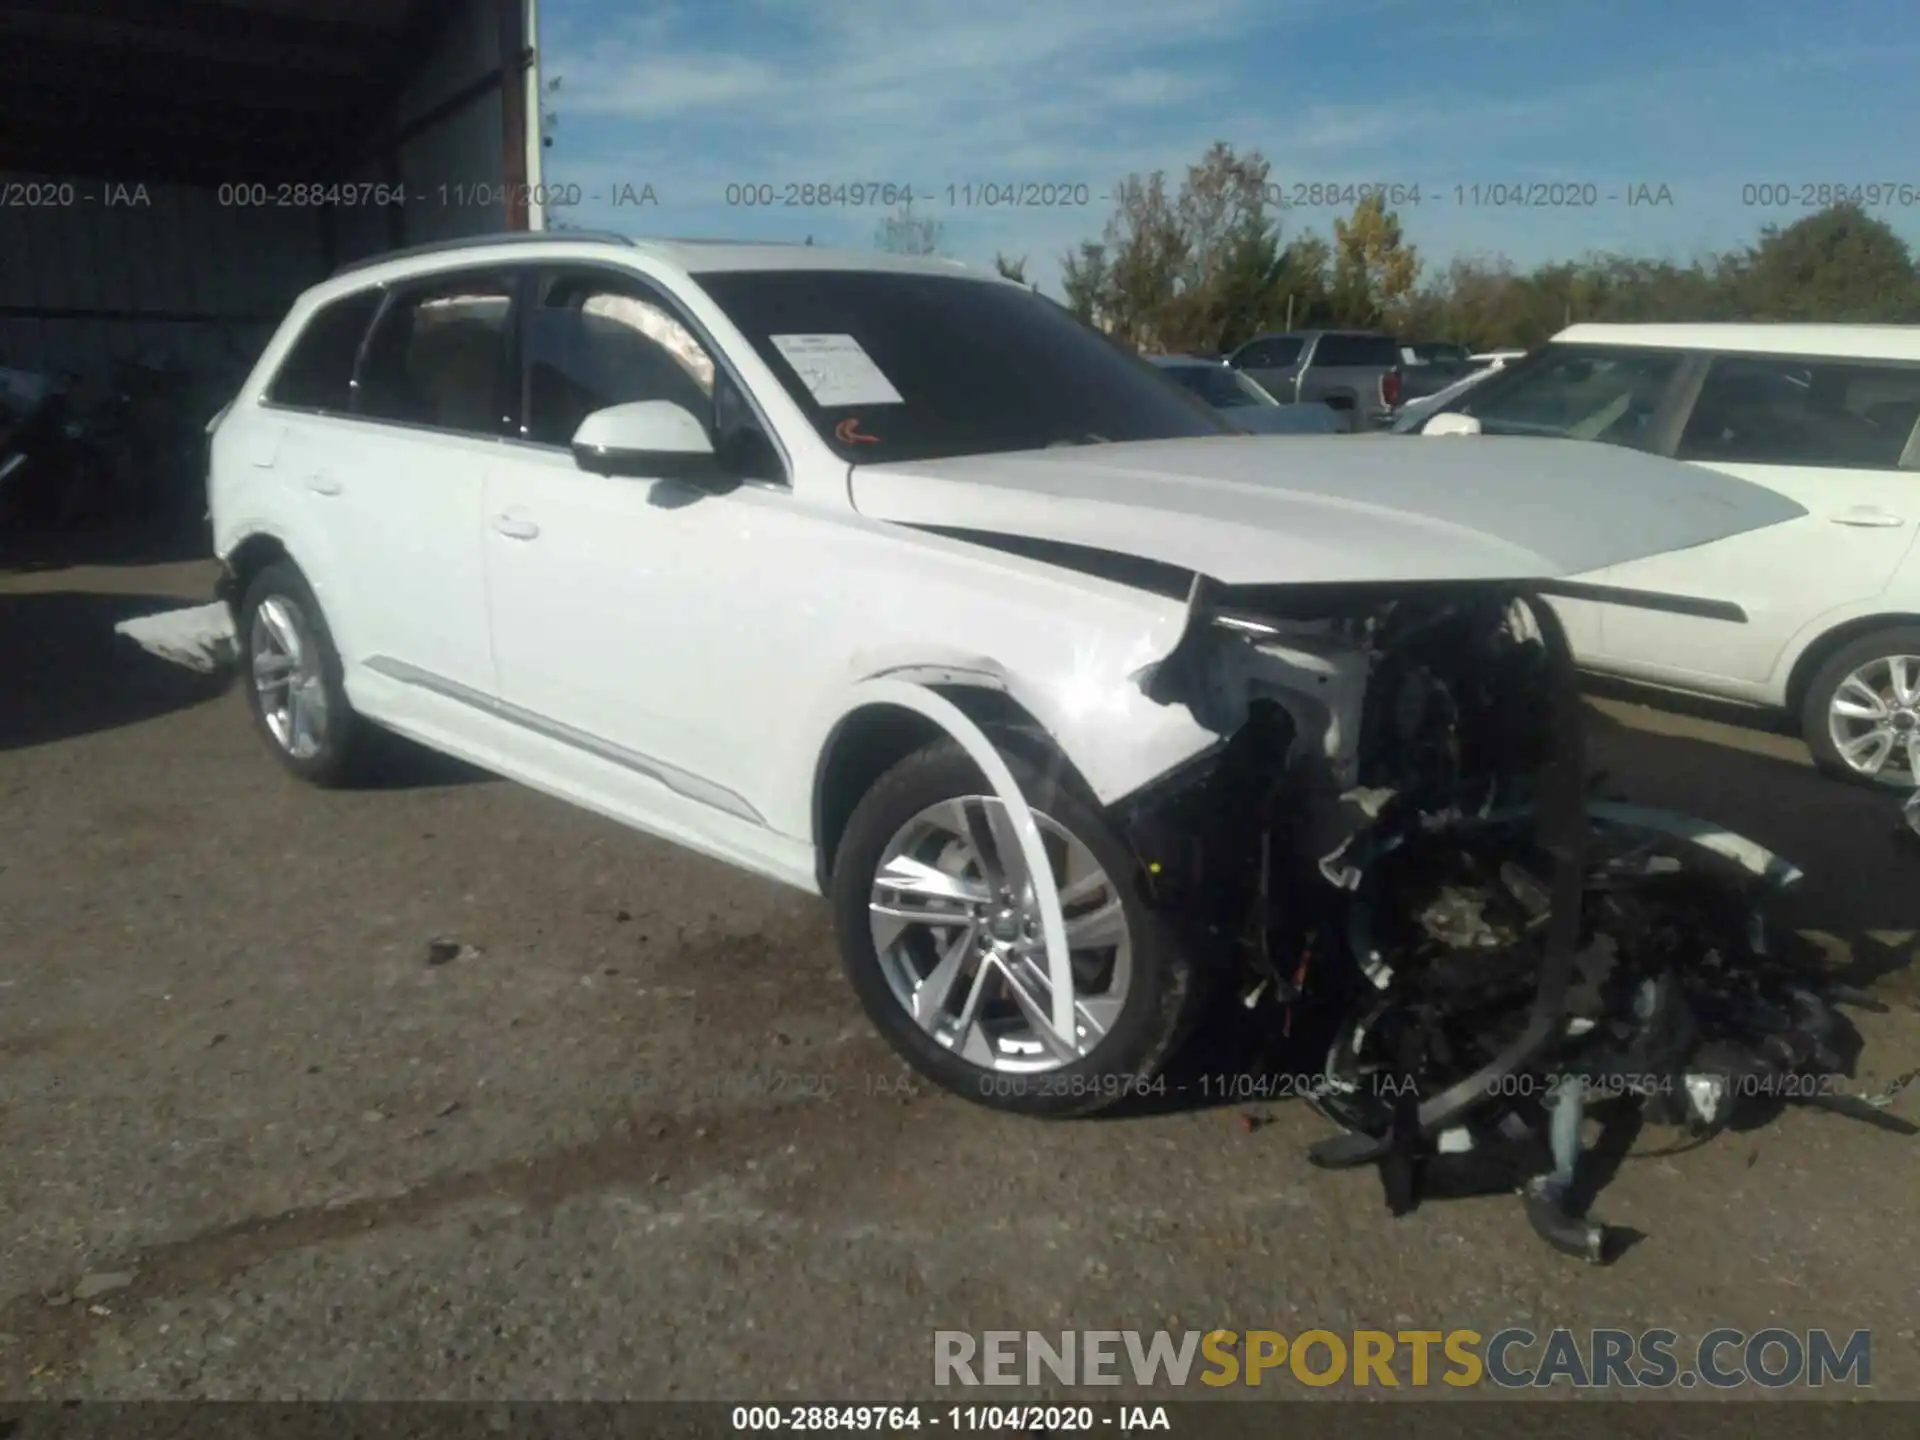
0, 0, 535, 402
0, 180, 317, 401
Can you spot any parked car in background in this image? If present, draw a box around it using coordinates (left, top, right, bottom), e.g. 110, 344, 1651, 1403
1396, 340, 1480, 407
1412, 322, 1920, 789
1148, 355, 1343, 434
1225, 330, 1403, 431
1390, 362, 1507, 432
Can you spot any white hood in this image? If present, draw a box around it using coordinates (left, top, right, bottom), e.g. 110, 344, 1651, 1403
849, 435, 1805, 585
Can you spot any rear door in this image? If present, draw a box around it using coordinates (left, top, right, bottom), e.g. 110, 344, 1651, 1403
321, 267, 517, 697
1586, 352, 1920, 691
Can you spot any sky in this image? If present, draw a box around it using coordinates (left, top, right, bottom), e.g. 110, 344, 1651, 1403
536, 0, 1920, 297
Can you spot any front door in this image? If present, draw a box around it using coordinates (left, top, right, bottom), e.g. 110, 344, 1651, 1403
479, 265, 806, 827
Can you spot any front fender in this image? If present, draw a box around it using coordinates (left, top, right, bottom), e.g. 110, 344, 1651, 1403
774, 641, 1221, 842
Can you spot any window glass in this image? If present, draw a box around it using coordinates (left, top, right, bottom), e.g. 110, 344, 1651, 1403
696, 269, 1226, 464
1677, 356, 1920, 469
524, 274, 716, 447
356, 273, 515, 434
1458, 345, 1681, 450
1236, 337, 1303, 369
1313, 334, 1402, 367
266, 289, 381, 411
1164, 364, 1272, 409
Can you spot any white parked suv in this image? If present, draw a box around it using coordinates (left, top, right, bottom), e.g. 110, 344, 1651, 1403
206, 233, 1801, 1118
1413, 323, 1920, 788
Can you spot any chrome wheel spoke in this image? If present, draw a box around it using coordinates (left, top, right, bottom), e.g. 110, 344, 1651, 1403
1906, 735, 1920, 781
868, 793, 1135, 1077
1065, 896, 1126, 951
1889, 656, 1918, 708
257, 598, 303, 663
869, 854, 988, 952
872, 853, 991, 908
910, 923, 979, 1031
997, 956, 1081, 1063
949, 951, 999, 1066
1833, 678, 1887, 721
1839, 728, 1895, 774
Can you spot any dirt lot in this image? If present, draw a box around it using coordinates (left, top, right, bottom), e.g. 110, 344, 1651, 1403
2, 558, 1918, 1401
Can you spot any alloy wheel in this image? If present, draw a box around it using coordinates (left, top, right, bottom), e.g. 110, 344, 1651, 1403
250, 595, 329, 761
1828, 653, 1920, 783
867, 795, 1132, 1073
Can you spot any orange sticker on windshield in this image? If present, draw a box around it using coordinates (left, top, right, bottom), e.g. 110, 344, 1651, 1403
835, 417, 879, 445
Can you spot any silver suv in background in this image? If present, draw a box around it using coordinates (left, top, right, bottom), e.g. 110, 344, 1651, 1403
1226, 330, 1404, 430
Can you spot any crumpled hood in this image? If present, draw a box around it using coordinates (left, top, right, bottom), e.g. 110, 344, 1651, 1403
849, 435, 1806, 585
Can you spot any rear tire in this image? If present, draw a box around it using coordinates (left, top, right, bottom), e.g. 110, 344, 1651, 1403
1800, 626, 1920, 789
238, 559, 370, 788
830, 737, 1199, 1117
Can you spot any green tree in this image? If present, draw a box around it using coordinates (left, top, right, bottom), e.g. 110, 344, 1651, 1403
1330, 193, 1419, 327
1059, 241, 1111, 323
1736, 203, 1918, 320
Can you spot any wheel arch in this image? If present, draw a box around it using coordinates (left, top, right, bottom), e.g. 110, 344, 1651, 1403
1783, 611, 1920, 717
217, 531, 294, 616
807, 675, 1087, 1043
809, 675, 1094, 893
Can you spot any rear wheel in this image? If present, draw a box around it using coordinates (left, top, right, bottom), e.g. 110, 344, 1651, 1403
238, 559, 369, 787
1801, 626, 1920, 788
831, 738, 1198, 1117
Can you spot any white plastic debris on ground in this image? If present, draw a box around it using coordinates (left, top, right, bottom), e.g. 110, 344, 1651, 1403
114, 602, 237, 674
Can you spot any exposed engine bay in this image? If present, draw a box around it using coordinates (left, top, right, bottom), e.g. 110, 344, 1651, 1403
1124, 577, 1890, 1262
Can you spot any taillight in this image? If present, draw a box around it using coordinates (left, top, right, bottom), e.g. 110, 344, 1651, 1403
1382, 368, 1402, 407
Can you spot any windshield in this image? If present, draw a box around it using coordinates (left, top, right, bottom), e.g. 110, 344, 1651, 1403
1163, 364, 1275, 409
1448, 343, 1683, 449
695, 270, 1231, 463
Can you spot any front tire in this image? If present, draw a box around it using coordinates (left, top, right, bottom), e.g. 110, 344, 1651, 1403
1801, 626, 1920, 788
238, 559, 369, 788
830, 737, 1198, 1117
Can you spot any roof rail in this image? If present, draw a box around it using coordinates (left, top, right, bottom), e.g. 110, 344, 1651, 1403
330, 230, 635, 278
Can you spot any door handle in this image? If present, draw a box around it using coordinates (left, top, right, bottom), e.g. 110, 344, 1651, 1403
305, 474, 341, 496
492, 514, 540, 540
1830, 509, 1904, 528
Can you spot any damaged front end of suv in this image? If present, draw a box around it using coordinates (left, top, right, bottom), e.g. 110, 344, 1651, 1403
1115, 574, 1880, 1261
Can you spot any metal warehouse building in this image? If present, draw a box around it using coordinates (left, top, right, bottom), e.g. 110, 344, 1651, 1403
0, 0, 545, 403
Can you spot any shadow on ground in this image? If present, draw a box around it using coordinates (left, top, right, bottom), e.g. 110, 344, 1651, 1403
0, 588, 489, 791
0, 590, 232, 751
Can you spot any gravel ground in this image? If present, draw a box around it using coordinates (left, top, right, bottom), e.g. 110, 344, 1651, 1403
2, 559, 1917, 1402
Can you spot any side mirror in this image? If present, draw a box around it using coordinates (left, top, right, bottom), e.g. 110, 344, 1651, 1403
570, 400, 728, 485
1422, 412, 1483, 437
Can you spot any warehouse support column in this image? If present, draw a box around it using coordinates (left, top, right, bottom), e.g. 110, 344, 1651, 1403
497, 0, 532, 231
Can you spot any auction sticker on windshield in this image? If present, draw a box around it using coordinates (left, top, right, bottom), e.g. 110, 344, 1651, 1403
771, 333, 904, 407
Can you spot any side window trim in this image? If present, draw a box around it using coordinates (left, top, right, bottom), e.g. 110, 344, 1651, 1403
1643, 350, 1710, 457
261, 285, 384, 416
347, 283, 399, 418
516, 260, 793, 487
